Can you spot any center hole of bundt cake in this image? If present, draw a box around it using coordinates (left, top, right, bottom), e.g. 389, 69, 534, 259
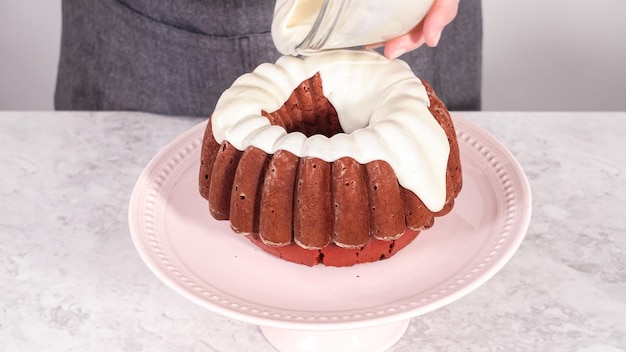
261, 73, 345, 138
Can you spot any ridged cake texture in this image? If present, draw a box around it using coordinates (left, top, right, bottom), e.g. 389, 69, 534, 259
210, 50, 450, 212
199, 50, 462, 265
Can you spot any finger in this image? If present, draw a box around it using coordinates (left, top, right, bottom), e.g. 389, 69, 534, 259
383, 22, 425, 59
423, 0, 459, 46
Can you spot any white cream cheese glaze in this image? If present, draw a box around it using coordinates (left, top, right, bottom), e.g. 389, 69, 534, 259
211, 50, 450, 212
272, 0, 434, 55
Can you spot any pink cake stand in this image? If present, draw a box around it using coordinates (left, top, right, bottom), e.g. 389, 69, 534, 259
129, 117, 531, 352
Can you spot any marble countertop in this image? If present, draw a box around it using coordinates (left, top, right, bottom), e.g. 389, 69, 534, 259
1, 111, 624, 352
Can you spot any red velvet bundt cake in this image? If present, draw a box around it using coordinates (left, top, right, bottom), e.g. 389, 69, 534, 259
199, 50, 462, 267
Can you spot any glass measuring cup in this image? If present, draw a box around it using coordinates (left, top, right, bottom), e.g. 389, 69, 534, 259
272, 0, 435, 55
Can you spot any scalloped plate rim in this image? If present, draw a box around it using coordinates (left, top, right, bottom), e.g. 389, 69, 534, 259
128, 115, 532, 330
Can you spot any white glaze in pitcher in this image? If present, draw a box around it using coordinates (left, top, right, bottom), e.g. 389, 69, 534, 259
272, 0, 435, 55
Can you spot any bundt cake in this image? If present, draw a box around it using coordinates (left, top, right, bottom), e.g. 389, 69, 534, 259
199, 50, 462, 267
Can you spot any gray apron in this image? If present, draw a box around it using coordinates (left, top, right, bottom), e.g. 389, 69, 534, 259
55, 0, 482, 116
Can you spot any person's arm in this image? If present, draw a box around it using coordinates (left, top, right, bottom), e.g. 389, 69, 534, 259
382, 0, 460, 59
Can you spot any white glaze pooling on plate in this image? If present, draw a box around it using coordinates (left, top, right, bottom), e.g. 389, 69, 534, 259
211, 50, 450, 211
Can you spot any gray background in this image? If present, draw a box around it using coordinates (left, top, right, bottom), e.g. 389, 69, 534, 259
1, 0, 625, 111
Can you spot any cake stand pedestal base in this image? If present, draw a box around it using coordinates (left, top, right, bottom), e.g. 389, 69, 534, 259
260, 319, 410, 352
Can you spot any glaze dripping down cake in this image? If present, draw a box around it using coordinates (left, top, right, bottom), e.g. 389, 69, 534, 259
199, 50, 462, 267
